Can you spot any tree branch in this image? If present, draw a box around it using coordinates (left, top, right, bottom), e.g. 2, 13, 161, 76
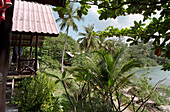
69, 0, 169, 10
88, 77, 94, 112
136, 96, 150, 112
121, 95, 135, 112
62, 81, 76, 112
109, 89, 118, 111
116, 89, 121, 111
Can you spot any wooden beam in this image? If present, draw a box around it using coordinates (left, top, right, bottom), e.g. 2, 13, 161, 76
0, 0, 14, 111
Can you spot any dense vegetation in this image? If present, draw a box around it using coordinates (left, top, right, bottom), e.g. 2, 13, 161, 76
39, 33, 170, 70
12, 1, 170, 111
13, 32, 169, 111
40, 33, 80, 70
54, 0, 170, 70
13, 34, 170, 111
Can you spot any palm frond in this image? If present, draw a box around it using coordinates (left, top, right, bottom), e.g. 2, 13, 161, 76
78, 32, 86, 36
56, 18, 63, 22
119, 59, 141, 75
59, 20, 67, 30
56, 3, 83, 32
72, 22, 78, 32
115, 73, 135, 90
72, 6, 79, 14
73, 16, 81, 21
46, 73, 60, 80
77, 37, 85, 43
112, 47, 125, 73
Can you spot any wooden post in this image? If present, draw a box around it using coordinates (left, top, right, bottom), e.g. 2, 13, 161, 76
18, 34, 22, 72
11, 78, 14, 104
34, 35, 38, 75
30, 36, 33, 58
0, 0, 14, 111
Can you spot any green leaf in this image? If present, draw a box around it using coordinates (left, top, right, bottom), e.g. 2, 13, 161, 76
66, 77, 73, 80
134, 21, 138, 26
153, 17, 157, 23
108, 78, 114, 86
58, 10, 64, 18
97, 10, 102, 14
55, 80, 60, 84
62, 71, 66, 79
47, 73, 60, 80
94, 0, 97, 5
117, 73, 135, 89
126, 38, 133, 42
86, 5, 91, 9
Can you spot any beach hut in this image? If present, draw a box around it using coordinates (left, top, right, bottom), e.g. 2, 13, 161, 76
0, 0, 65, 111
9, 0, 59, 76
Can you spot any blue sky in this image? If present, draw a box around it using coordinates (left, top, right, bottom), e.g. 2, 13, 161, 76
52, 5, 159, 42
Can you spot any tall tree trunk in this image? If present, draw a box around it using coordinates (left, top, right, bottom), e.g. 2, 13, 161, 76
61, 26, 69, 73
85, 35, 92, 56
85, 46, 89, 56
0, 1, 14, 111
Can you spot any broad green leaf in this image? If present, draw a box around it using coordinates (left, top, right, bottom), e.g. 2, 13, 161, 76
47, 73, 60, 80
62, 71, 66, 79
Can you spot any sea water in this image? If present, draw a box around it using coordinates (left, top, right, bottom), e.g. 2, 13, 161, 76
135, 66, 170, 85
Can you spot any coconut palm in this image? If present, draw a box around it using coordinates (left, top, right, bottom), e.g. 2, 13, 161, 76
71, 47, 141, 111
56, 4, 82, 73
77, 24, 100, 55
104, 39, 124, 55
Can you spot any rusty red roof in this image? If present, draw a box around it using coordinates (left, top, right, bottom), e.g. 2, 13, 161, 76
12, 0, 59, 36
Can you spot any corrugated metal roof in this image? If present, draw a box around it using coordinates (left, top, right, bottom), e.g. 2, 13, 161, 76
12, 0, 59, 36
27, 0, 66, 7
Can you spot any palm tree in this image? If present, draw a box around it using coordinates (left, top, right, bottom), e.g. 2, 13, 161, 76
104, 39, 123, 55
56, 4, 82, 73
72, 47, 141, 111
77, 24, 100, 55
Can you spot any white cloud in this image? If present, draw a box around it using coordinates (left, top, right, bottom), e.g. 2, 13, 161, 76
117, 14, 143, 28
85, 6, 120, 31
52, 5, 161, 40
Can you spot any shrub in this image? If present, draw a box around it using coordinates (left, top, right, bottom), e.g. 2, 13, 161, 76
14, 72, 63, 112
140, 57, 158, 66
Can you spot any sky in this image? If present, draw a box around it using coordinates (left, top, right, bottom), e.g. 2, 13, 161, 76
52, 4, 159, 42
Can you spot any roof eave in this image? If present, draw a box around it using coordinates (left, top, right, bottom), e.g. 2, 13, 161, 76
12, 31, 59, 37
24, 0, 66, 7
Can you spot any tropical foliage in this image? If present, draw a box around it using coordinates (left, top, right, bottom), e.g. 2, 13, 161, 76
54, 3, 82, 73
13, 73, 63, 112
40, 33, 80, 70
49, 48, 143, 111
11, 1, 170, 112
54, 0, 170, 70
77, 24, 100, 54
